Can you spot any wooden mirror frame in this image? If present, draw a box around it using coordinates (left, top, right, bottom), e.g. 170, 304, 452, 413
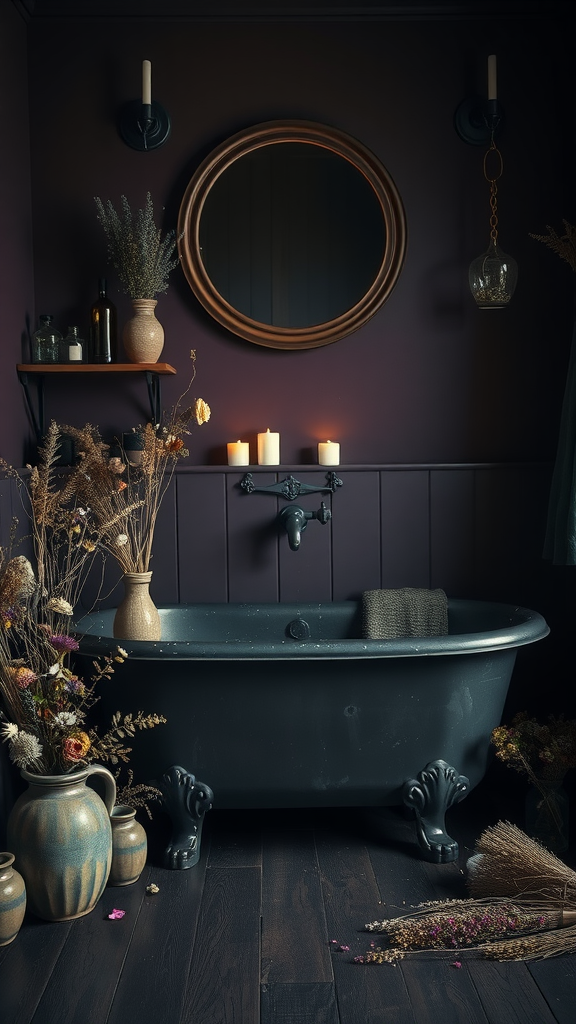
178, 120, 407, 350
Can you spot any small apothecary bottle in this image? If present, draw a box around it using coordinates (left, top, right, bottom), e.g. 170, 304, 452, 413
91, 277, 117, 363
31, 314, 62, 363
64, 326, 84, 363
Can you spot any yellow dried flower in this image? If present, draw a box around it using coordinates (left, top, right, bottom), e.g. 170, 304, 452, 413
194, 398, 211, 425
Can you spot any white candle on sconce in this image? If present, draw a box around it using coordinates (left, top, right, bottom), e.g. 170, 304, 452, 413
318, 440, 340, 466
257, 429, 280, 465
487, 54, 497, 101
142, 59, 152, 105
227, 440, 250, 466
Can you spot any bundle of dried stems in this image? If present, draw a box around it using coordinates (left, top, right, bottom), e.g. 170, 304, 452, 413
62, 352, 210, 575
358, 821, 576, 963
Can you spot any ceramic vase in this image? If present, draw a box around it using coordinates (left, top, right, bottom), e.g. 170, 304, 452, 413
525, 778, 569, 854
113, 571, 161, 641
122, 298, 164, 363
109, 805, 148, 886
7, 764, 116, 922
0, 852, 26, 945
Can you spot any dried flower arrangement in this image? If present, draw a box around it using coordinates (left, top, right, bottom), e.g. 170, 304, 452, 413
0, 429, 165, 775
94, 191, 181, 299
491, 711, 576, 784
60, 351, 210, 575
530, 219, 576, 275
114, 767, 162, 819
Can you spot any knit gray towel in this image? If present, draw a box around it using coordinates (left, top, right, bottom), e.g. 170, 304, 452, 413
361, 587, 448, 639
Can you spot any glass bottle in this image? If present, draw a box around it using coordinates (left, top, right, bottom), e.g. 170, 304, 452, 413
90, 278, 117, 363
64, 326, 84, 363
31, 314, 62, 364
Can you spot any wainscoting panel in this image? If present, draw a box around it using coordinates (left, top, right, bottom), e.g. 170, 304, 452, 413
0, 463, 553, 610
380, 469, 430, 590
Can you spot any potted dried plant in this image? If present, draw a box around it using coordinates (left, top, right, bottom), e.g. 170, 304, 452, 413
94, 191, 180, 363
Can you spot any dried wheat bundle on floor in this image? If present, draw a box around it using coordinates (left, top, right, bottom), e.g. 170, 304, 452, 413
358, 820, 576, 963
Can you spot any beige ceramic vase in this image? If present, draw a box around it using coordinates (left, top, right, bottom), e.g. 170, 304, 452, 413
0, 852, 26, 945
113, 571, 161, 641
123, 298, 164, 363
108, 806, 148, 886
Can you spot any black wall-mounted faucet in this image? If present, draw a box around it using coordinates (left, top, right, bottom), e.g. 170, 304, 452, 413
277, 502, 332, 551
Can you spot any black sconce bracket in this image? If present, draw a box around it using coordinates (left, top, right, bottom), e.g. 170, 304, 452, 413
239, 472, 343, 499
454, 96, 504, 145
118, 100, 171, 151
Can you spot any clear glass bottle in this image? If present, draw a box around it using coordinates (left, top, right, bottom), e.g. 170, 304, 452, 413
90, 278, 117, 363
64, 326, 84, 363
31, 315, 62, 364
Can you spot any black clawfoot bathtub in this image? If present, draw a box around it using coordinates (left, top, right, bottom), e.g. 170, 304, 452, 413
75, 599, 549, 863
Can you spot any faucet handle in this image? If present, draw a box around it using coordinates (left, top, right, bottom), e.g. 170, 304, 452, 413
315, 501, 331, 525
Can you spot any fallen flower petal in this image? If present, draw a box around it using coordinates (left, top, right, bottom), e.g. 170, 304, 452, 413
108, 909, 126, 919
451, 961, 462, 969
146, 883, 160, 894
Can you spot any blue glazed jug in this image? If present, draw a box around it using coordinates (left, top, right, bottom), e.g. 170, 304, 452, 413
7, 764, 116, 921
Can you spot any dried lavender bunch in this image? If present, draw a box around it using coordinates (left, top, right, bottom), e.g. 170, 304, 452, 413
94, 192, 180, 298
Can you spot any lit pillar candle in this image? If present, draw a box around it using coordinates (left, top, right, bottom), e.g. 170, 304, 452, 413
487, 54, 497, 101
227, 440, 250, 466
142, 59, 152, 106
318, 440, 340, 466
257, 429, 280, 465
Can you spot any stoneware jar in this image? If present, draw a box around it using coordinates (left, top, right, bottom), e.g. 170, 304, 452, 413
109, 805, 148, 886
0, 852, 26, 946
7, 764, 116, 922
122, 298, 164, 363
113, 571, 161, 641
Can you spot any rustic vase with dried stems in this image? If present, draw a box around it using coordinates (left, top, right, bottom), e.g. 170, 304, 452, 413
122, 298, 164, 363
113, 571, 161, 641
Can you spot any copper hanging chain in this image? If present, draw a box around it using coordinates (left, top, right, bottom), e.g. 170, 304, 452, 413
483, 139, 504, 245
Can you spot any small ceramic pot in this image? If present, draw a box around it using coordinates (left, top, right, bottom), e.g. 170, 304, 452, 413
0, 852, 27, 945
109, 805, 148, 886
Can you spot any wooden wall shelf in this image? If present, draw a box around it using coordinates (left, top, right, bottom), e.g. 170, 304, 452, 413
16, 363, 177, 440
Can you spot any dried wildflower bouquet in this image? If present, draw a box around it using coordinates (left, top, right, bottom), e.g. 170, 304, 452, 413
0, 427, 165, 775
61, 352, 210, 576
491, 711, 576, 785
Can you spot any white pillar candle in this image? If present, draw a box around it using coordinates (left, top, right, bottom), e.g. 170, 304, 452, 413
257, 429, 280, 465
142, 59, 152, 105
227, 440, 250, 466
318, 440, 340, 466
487, 54, 497, 101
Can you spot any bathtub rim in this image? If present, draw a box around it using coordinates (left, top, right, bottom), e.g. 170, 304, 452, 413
73, 598, 550, 662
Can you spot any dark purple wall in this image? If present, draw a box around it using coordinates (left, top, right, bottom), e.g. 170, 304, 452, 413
1, 4, 575, 720
17, 10, 574, 468
1, 1, 35, 465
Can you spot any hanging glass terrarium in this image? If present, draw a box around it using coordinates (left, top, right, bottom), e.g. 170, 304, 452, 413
469, 140, 518, 309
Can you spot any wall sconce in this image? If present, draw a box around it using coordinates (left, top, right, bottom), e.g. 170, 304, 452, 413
455, 55, 518, 309
118, 60, 171, 151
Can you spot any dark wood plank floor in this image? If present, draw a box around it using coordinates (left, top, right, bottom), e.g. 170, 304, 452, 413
1, 777, 575, 1024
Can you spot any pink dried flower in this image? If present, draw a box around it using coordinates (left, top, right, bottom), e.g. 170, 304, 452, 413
108, 908, 125, 920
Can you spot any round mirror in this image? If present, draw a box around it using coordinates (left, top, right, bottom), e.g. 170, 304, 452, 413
178, 121, 407, 350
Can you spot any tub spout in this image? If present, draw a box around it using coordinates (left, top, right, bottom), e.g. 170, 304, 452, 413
278, 502, 332, 551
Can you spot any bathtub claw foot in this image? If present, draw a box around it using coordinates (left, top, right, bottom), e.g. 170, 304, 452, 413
402, 759, 469, 863
153, 765, 214, 870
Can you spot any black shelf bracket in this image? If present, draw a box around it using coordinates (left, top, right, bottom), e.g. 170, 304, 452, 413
17, 367, 166, 442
